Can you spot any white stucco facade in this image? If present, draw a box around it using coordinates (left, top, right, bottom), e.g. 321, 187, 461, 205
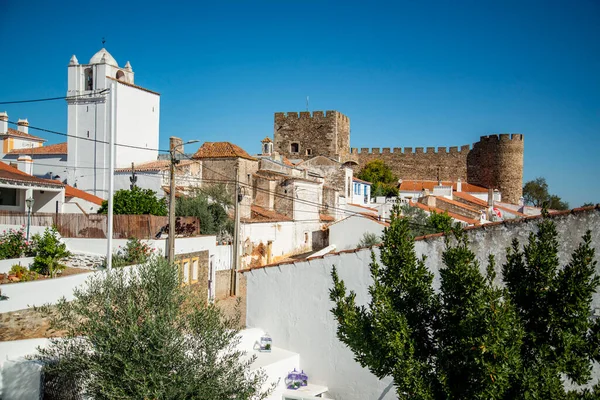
329, 214, 386, 251
66, 48, 160, 199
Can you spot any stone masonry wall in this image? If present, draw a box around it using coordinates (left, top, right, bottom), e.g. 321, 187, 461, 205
274, 111, 350, 161
272, 111, 525, 205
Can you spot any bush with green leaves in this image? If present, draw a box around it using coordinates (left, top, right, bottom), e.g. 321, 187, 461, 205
0, 226, 36, 259
9, 264, 39, 282
176, 187, 233, 238
357, 159, 399, 198
34, 256, 274, 399
108, 237, 155, 268
30, 227, 71, 278
330, 207, 600, 399
98, 186, 167, 216
357, 232, 382, 248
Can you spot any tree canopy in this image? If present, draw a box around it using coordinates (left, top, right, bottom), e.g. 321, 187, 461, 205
523, 177, 569, 210
98, 186, 167, 216
330, 206, 600, 399
400, 203, 457, 237
35, 257, 272, 399
357, 159, 399, 198
176, 185, 234, 239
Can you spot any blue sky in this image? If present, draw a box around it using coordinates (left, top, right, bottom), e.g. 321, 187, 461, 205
1, 0, 598, 206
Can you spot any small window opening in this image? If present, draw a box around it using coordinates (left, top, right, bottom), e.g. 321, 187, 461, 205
291, 143, 299, 153
304, 232, 309, 244
116, 70, 125, 81
305, 148, 312, 156
84, 68, 93, 91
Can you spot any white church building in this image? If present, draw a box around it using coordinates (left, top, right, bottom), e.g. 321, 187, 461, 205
66, 48, 160, 198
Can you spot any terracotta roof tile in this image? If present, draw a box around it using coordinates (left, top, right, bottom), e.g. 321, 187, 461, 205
348, 203, 378, 213
115, 159, 195, 172
2, 127, 45, 142
452, 191, 488, 207
65, 185, 103, 205
192, 142, 256, 161
352, 177, 372, 185
9, 142, 67, 155
243, 205, 292, 223
0, 161, 63, 187
435, 196, 482, 213
320, 214, 335, 222
399, 180, 488, 193
409, 200, 481, 225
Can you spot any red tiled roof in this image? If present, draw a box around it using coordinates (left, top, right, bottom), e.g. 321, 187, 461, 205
261, 137, 272, 143
9, 142, 67, 155
452, 191, 488, 207
399, 180, 488, 193
0, 161, 63, 187
2, 127, 45, 142
348, 203, 378, 213
243, 205, 292, 223
353, 177, 372, 185
192, 142, 256, 161
409, 200, 481, 226
494, 204, 527, 217
240, 206, 600, 273
281, 157, 295, 167
320, 214, 335, 222
65, 185, 103, 205
115, 159, 195, 172
106, 76, 160, 96
435, 196, 482, 213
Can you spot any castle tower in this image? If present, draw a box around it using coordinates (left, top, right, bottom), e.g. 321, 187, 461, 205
66, 48, 160, 198
273, 111, 350, 161
467, 134, 524, 204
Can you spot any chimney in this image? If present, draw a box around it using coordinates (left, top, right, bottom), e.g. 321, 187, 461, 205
0, 112, 7, 134
17, 155, 33, 175
17, 119, 29, 134
488, 188, 494, 207
456, 178, 462, 193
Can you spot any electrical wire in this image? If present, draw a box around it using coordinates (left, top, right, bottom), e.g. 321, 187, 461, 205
6, 120, 169, 153
0, 90, 110, 105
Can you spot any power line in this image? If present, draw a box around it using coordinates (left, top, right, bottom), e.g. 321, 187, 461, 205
7, 120, 169, 153
0, 90, 110, 105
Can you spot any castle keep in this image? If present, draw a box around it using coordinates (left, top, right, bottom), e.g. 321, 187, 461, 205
273, 110, 524, 204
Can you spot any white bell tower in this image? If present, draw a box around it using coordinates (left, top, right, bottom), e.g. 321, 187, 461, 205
66, 48, 160, 198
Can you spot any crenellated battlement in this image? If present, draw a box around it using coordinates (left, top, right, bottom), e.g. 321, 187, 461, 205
479, 133, 524, 142
274, 110, 343, 121
350, 143, 473, 155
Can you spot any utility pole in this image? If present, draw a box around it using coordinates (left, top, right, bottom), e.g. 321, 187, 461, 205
106, 83, 116, 269
167, 136, 181, 264
230, 165, 240, 296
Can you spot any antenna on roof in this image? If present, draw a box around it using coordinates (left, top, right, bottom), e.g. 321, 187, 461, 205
306, 96, 309, 111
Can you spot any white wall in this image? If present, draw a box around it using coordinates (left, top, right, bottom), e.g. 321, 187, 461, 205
114, 172, 163, 196
329, 215, 385, 251
32, 189, 64, 213
114, 83, 159, 168
62, 236, 217, 258
245, 209, 600, 399
240, 220, 322, 266
0, 257, 34, 274
214, 244, 232, 271
63, 197, 101, 214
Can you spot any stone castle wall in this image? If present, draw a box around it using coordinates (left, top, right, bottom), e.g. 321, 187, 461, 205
274, 111, 350, 160
273, 111, 525, 204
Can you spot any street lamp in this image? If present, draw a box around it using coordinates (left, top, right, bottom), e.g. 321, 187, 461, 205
167, 138, 200, 264
25, 196, 35, 242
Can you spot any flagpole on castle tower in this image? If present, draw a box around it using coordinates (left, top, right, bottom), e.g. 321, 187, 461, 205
106, 82, 116, 269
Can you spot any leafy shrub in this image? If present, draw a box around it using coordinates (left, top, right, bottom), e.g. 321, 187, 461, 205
30, 228, 71, 278
0, 226, 36, 260
9, 264, 39, 282
98, 187, 167, 216
357, 232, 382, 248
105, 238, 155, 268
